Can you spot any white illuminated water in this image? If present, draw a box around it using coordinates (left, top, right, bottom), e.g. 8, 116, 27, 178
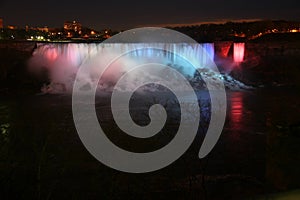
29, 43, 248, 93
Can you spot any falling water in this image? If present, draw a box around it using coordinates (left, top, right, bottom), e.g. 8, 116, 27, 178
202, 43, 214, 63
29, 43, 216, 92
32, 43, 215, 69
29, 42, 250, 93
233, 43, 245, 63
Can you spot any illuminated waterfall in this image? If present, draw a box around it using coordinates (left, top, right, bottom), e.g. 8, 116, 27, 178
200, 43, 214, 66
233, 43, 245, 63
29, 42, 251, 93
29, 43, 221, 93
32, 43, 216, 73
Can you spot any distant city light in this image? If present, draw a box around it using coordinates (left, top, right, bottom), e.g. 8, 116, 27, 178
0, 20, 299, 42
290, 29, 299, 33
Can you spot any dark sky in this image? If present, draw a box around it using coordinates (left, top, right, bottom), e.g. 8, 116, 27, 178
0, 0, 299, 30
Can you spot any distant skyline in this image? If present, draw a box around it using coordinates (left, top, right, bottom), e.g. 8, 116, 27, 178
0, 0, 299, 30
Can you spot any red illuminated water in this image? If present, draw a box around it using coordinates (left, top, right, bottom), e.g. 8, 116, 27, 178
234, 43, 245, 63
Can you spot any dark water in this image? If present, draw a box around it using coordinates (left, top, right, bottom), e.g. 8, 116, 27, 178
0, 88, 300, 199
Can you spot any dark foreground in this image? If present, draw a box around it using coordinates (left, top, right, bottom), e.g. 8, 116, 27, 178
0, 88, 300, 200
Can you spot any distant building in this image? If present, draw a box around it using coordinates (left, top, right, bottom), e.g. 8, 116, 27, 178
64, 21, 82, 34
0, 18, 3, 29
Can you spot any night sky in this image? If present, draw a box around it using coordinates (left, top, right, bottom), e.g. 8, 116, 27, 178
0, 0, 299, 30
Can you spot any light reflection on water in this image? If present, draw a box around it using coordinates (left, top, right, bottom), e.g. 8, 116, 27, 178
230, 93, 243, 125
228, 92, 245, 142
